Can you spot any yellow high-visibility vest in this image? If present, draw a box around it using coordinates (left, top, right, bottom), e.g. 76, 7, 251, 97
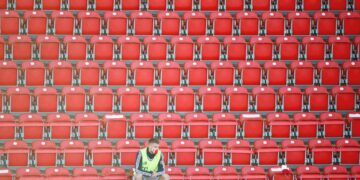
140, 148, 162, 172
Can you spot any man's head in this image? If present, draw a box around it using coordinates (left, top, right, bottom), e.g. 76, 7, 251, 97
148, 138, 160, 154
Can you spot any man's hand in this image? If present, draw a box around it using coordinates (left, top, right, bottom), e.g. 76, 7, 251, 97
152, 172, 157, 178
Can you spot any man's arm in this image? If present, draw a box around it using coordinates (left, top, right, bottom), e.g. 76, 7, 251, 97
135, 151, 153, 177
156, 153, 165, 175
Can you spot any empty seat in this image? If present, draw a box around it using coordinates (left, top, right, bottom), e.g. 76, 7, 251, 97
250, 36, 273, 60
47, 113, 73, 139
343, 61, 360, 85
45, 167, 71, 179
236, 12, 259, 35
157, 61, 181, 86
147, 0, 167, 10
323, 165, 351, 180
302, 36, 326, 60
332, 86, 356, 111
6, 87, 31, 112
76, 61, 100, 85
103, 113, 127, 139
309, 139, 334, 164
347, 112, 360, 137
199, 139, 224, 165
276, 0, 297, 10
276, 36, 300, 60
51, 11, 75, 35
0, 168, 12, 180
22, 61, 45, 86
250, 0, 271, 10
225, 0, 244, 10
103, 61, 127, 86
254, 139, 280, 165
183, 12, 207, 35
317, 61, 340, 85
213, 166, 239, 179
184, 61, 208, 85
14, 0, 35, 10
320, 112, 345, 138
339, 11, 360, 35
41, 0, 62, 10
238, 61, 261, 85
268, 166, 293, 180
157, 11, 181, 35
144, 36, 168, 60
288, 12, 311, 35
60, 140, 86, 166
328, 36, 352, 60
116, 139, 140, 165
121, 0, 140, 10
101, 167, 127, 180
77, 11, 101, 35
328, 0, 348, 10
19, 113, 44, 139
73, 167, 99, 179
173, 0, 193, 10
8, 35, 32, 60
0, 37, 4, 60
282, 139, 307, 165
95, 0, 117, 10
209, 12, 233, 35
89, 86, 114, 112
227, 139, 252, 165
336, 139, 360, 164
0, 61, 18, 86
24, 11, 48, 35
16, 167, 42, 179
266, 112, 292, 138
144, 87, 169, 112
88, 140, 114, 166
62, 86, 86, 112
198, 86, 223, 112
90, 36, 114, 60
223, 36, 247, 60
172, 140, 197, 165
305, 86, 329, 111
293, 112, 319, 138
279, 86, 303, 112
351, 166, 360, 179
199, 0, 220, 10
32, 140, 58, 166
68, 0, 88, 10
33, 87, 58, 112
241, 166, 267, 180
0, 10, 20, 34
170, 36, 194, 60
314, 12, 337, 35
212, 113, 238, 139
185, 113, 210, 138
130, 113, 155, 138
302, 0, 322, 10
197, 36, 221, 60
130, 61, 155, 86
165, 166, 184, 179
36, 35, 60, 60
104, 11, 127, 35
296, 165, 323, 180
225, 86, 249, 112
117, 36, 141, 60
240, 113, 264, 138
0, 0, 7, 9
63, 36, 88, 60
117, 87, 141, 112
290, 61, 314, 85
0, 114, 16, 139
262, 12, 285, 35
158, 113, 184, 139
3, 140, 30, 166
264, 61, 287, 85
130, 11, 154, 35
252, 86, 276, 111
74, 113, 100, 139
186, 167, 211, 179
171, 87, 195, 112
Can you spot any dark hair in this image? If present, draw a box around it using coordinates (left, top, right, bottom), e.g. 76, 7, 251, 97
148, 138, 160, 144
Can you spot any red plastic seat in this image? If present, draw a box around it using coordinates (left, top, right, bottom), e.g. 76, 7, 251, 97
199, 139, 224, 165
62, 86, 86, 112
95, 0, 116, 10
73, 167, 99, 179
328, 0, 348, 10
158, 61, 181, 86
76, 61, 100, 85
223, 36, 247, 60
305, 86, 329, 111
0, 0, 7, 9
290, 61, 314, 85
130, 113, 155, 138
33, 87, 58, 112
302, 36, 326, 60
173, 0, 193, 10
336, 139, 360, 164
264, 61, 287, 85
89, 86, 114, 112
276, 36, 300, 60
0, 168, 13, 180
227, 140, 252, 165
266, 112, 292, 138
6, 87, 31, 112
117, 87, 141, 112
104, 11, 127, 35
170, 36, 194, 60
323, 165, 351, 180
351, 166, 360, 179
101, 167, 127, 180
77, 11, 101, 35
144, 87, 169, 112
63, 36, 88, 60
210, 12, 233, 35
184, 61, 208, 85
343, 61, 360, 85
328, 36, 352, 60
51, 11, 75, 35
347, 112, 360, 137
293, 112, 319, 138
282, 139, 307, 165
0, 61, 18, 86
276, 0, 297, 10
130, 61, 155, 86
24, 11, 47, 35
241, 166, 267, 180
317, 61, 340, 85
250, 36, 273, 60
171, 87, 195, 112
262, 12, 285, 35
41, 0, 62, 10
225, 0, 244, 10
268, 166, 293, 180
68, 0, 88, 10
254, 139, 280, 165
22, 61, 45, 86
186, 167, 211, 179
103, 113, 127, 139
117, 36, 141, 60
158, 113, 183, 139
121, 0, 140, 10
36, 35, 60, 60
320, 112, 345, 138
130, 11, 154, 35
60, 140, 86, 166
74, 113, 100, 139
288, 12, 311, 35
0, 10, 20, 34
197, 36, 221, 60
0, 114, 16, 139
213, 166, 239, 180
165, 166, 184, 180
116, 139, 140, 165
45, 167, 71, 179
250, 0, 271, 10
279, 86, 303, 112
199, 0, 220, 10
183, 12, 207, 35
157, 11, 181, 35
238, 61, 261, 85
198, 86, 223, 112
90, 36, 114, 60
3, 140, 30, 166
32, 140, 58, 166
212, 113, 238, 139
302, 0, 322, 10
47, 113, 73, 139
185, 113, 210, 138
88, 140, 114, 166
8, 35, 32, 60
252, 86, 276, 111
225, 86, 249, 112
339, 12, 360, 35
332, 86, 356, 111
16, 167, 42, 179
144, 36, 168, 60
314, 12, 337, 35
19, 113, 45, 139
14, 0, 35, 10
239, 113, 264, 138
104, 61, 127, 86
296, 166, 323, 180
308, 139, 334, 164
236, 12, 259, 35
0, 37, 4, 60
